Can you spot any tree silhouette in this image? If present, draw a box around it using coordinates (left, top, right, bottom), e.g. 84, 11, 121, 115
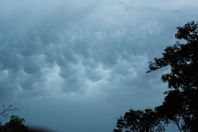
154, 90, 186, 132
0, 115, 26, 132
114, 21, 198, 132
1, 106, 52, 132
0, 115, 53, 132
113, 109, 165, 132
149, 21, 198, 132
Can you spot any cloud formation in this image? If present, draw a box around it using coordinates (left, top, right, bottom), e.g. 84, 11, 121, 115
0, 0, 198, 131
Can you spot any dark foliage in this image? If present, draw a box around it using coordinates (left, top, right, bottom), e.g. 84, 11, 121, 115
149, 21, 198, 132
0, 115, 26, 132
113, 109, 165, 132
0, 116, 52, 132
114, 21, 198, 132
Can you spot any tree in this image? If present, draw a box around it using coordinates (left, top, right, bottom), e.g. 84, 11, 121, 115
148, 21, 198, 132
154, 90, 187, 132
0, 115, 52, 132
114, 21, 198, 132
148, 21, 198, 91
113, 109, 165, 132
0, 105, 52, 132
0, 115, 26, 132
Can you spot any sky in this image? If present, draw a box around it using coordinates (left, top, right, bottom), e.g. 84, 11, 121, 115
0, 0, 198, 132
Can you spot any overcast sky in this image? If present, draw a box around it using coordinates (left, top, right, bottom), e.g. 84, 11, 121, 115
0, 0, 198, 132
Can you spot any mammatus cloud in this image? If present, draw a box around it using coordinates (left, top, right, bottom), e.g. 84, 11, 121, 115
0, 0, 198, 131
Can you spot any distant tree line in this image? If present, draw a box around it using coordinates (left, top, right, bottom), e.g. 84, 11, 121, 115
114, 21, 198, 132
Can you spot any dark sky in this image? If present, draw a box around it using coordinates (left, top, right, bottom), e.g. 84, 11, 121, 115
0, 0, 198, 132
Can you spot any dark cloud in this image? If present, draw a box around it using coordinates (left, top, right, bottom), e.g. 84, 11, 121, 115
0, 0, 198, 132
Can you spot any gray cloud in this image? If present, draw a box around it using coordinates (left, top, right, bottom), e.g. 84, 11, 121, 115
0, 0, 198, 131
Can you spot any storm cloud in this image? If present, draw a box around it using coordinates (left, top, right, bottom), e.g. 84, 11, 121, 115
0, 0, 198, 132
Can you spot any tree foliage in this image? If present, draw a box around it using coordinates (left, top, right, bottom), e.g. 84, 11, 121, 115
114, 21, 198, 132
0, 115, 52, 132
113, 109, 165, 132
0, 106, 51, 132
149, 21, 198, 132
0, 116, 26, 132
